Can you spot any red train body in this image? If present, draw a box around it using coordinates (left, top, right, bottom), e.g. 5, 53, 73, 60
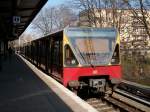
20, 27, 122, 93
63, 66, 122, 87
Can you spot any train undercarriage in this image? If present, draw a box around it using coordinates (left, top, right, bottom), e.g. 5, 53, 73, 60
68, 76, 118, 95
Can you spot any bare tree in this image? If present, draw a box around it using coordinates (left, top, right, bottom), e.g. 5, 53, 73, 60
123, 0, 150, 38
74, 0, 104, 27
32, 7, 54, 36
73, 0, 125, 30
31, 4, 77, 37
121, 0, 150, 58
53, 5, 77, 29
73, 0, 150, 53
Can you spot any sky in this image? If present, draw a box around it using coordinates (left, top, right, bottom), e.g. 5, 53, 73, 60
24, 0, 68, 36
44, 0, 68, 8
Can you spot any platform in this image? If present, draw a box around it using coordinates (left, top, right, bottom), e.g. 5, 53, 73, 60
0, 54, 72, 112
0, 54, 97, 112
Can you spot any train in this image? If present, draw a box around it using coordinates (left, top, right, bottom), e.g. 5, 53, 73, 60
19, 27, 122, 93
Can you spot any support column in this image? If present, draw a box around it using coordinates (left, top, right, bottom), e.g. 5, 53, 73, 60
0, 40, 2, 70
3, 40, 8, 60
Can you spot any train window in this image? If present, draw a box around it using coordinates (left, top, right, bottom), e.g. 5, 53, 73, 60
65, 45, 78, 66
69, 37, 116, 65
65, 27, 117, 66
53, 41, 60, 65
75, 38, 110, 52
111, 44, 120, 64
51, 38, 63, 67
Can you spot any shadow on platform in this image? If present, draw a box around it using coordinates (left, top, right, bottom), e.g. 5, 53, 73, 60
0, 54, 72, 112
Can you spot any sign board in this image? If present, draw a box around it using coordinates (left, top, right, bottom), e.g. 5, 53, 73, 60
13, 16, 21, 24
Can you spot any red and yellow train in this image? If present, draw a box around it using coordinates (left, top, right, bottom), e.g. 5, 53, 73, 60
20, 27, 122, 93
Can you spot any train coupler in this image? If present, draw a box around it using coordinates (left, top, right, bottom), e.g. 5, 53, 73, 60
89, 79, 106, 92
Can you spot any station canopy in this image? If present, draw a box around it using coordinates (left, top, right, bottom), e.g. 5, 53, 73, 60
0, 0, 47, 41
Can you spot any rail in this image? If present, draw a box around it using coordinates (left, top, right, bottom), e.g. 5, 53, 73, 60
85, 80, 150, 112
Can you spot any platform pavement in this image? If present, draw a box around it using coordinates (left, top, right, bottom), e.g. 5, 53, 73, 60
0, 54, 73, 112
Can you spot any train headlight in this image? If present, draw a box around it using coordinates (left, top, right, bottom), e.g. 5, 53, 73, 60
92, 70, 98, 74
71, 59, 76, 64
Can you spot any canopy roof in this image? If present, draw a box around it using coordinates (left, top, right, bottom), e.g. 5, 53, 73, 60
0, 0, 47, 41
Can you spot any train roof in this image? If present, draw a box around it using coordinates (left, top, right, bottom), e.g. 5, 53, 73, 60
31, 27, 117, 42
64, 27, 117, 34
32, 29, 63, 42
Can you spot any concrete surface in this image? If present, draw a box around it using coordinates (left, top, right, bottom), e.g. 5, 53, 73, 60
0, 54, 73, 112
19, 54, 98, 112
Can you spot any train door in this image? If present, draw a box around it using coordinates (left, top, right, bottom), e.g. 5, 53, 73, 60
35, 41, 38, 66
32, 42, 36, 64
31, 42, 34, 63
40, 39, 46, 70
48, 37, 53, 74
45, 38, 50, 73
51, 33, 63, 82
37, 41, 40, 67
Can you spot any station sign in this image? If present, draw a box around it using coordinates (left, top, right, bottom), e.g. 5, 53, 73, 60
13, 16, 21, 24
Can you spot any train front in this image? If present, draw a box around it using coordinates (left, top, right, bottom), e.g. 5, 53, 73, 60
63, 27, 122, 93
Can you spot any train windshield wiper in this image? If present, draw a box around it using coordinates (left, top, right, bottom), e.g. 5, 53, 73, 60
75, 45, 95, 68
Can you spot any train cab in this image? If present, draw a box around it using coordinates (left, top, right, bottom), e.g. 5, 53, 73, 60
63, 27, 122, 92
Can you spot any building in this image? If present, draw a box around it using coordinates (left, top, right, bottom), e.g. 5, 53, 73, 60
79, 9, 150, 56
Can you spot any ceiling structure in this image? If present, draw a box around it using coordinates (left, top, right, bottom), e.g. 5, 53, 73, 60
0, 0, 47, 41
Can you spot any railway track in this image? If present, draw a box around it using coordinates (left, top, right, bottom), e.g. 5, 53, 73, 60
82, 81, 150, 112
117, 80, 150, 103
86, 98, 120, 112
85, 92, 149, 112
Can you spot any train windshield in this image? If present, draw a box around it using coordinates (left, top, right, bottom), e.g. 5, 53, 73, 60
65, 28, 117, 66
